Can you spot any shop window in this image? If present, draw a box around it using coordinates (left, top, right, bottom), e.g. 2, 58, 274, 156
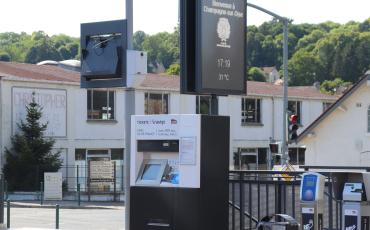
145, 92, 169, 114
196, 95, 215, 115
241, 98, 261, 125
288, 101, 302, 124
87, 90, 115, 120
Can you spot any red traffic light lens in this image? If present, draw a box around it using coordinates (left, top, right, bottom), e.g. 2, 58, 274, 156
290, 115, 298, 124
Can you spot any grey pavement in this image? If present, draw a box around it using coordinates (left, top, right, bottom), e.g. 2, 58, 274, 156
1, 201, 125, 229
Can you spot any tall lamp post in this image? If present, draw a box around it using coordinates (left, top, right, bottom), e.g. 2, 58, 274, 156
246, 3, 291, 165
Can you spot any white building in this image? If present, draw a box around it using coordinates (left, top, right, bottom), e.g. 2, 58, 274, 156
0, 61, 337, 190
298, 73, 370, 167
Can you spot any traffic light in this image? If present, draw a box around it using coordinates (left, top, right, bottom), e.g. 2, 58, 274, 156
288, 115, 299, 143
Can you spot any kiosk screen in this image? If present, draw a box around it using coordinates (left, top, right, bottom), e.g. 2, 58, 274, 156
142, 164, 162, 180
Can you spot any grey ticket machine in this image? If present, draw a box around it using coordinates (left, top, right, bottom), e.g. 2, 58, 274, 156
331, 172, 370, 230
342, 182, 368, 230
300, 172, 325, 230
129, 114, 229, 230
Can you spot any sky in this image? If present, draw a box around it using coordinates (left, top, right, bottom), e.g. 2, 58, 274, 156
1, 0, 370, 37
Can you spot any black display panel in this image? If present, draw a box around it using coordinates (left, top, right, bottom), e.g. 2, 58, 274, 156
80, 20, 127, 88
181, 0, 246, 95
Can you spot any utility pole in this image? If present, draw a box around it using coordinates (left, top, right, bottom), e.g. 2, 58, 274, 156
246, 3, 290, 165
125, 1, 133, 230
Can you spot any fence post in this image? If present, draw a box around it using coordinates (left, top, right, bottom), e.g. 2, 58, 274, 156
121, 164, 124, 192
6, 199, 10, 229
77, 183, 81, 206
239, 172, 244, 230
328, 175, 333, 230
113, 161, 117, 202
56, 204, 59, 229
40, 182, 44, 205
0, 174, 4, 225
4, 181, 8, 201
76, 165, 79, 191
87, 161, 91, 202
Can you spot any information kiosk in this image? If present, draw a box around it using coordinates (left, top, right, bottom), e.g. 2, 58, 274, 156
300, 172, 325, 230
130, 114, 229, 230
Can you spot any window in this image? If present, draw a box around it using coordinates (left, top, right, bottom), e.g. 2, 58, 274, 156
87, 90, 115, 120
323, 102, 332, 112
196, 96, 215, 115
233, 148, 268, 170
111, 148, 124, 160
288, 148, 305, 165
241, 98, 261, 124
288, 101, 301, 124
75, 149, 86, 161
145, 93, 169, 114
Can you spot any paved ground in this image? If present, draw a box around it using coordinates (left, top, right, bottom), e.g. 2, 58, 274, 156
4, 201, 125, 229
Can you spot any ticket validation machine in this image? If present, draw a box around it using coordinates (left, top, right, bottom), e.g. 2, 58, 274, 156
300, 172, 325, 230
342, 183, 367, 230
130, 114, 229, 230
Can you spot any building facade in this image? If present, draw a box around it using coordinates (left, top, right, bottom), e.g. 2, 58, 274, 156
298, 73, 370, 167
0, 61, 338, 190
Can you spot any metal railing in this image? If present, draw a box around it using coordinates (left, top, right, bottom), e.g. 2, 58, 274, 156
228, 170, 342, 230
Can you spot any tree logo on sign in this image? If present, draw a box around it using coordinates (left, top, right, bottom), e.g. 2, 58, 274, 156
216, 17, 231, 48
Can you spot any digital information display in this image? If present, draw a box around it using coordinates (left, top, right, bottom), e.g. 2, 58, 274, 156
180, 0, 246, 95
199, 0, 246, 95
301, 175, 317, 202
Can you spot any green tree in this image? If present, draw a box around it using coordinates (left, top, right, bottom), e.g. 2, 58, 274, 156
288, 49, 325, 86
25, 39, 62, 63
320, 78, 352, 95
133, 31, 147, 51
0, 52, 11, 61
247, 67, 266, 82
166, 63, 180, 75
3, 93, 62, 191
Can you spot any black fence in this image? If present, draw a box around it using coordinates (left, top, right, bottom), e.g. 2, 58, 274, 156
229, 170, 342, 230
6, 163, 125, 202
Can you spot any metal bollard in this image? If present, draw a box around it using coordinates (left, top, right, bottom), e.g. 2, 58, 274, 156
40, 182, 44, 205
4, 181, 8, 201
77, 183, 81, 206
56, 204, 59, 229
6, 199, 10, 228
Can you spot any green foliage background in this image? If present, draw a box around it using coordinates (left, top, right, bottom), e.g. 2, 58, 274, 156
1, 18, 370, 88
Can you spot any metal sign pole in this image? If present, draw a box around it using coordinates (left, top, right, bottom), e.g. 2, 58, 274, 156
246, 3, 290, 165
125, 1, 133, 229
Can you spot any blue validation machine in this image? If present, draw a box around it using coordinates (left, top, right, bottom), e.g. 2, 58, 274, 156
300, 172, 325, 230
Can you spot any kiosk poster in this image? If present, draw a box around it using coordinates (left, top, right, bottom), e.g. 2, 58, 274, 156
344, 209, 358, 230
302, 207, 314, 230
199, 0, 246, 94
135, 115, 180, 140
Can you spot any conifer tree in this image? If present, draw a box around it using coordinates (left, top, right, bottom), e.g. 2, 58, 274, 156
3, 93, 62, 191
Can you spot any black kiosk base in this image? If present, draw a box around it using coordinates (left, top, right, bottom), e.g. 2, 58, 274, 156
130, 115, 229, 230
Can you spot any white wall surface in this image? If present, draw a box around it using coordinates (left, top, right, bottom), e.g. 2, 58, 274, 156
301, 83, 370, 166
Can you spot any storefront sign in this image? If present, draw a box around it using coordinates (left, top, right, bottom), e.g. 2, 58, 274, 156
12, 87, 67, 137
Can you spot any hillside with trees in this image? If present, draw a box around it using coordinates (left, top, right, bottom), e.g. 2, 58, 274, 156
1, 18, 370, 90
